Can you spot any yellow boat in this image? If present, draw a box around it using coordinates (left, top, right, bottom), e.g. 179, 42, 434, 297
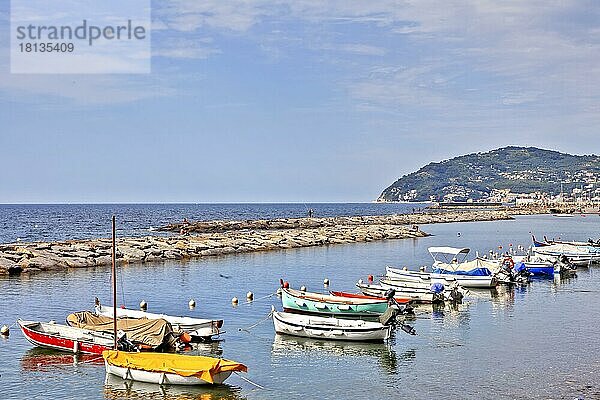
103, 350, 247, 385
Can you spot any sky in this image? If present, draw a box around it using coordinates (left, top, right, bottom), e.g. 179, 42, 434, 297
1, 1, 599, 203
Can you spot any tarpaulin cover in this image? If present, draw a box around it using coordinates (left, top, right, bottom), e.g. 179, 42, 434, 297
102, 350, 247, 383
430, 283, 445, 293
67, 311, 177, 349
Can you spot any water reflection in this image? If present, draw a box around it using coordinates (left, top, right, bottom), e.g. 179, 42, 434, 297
103, 375, 245, 400
20, 347, 104, 372
184, 341, 224, 358
270, 334, 408, 374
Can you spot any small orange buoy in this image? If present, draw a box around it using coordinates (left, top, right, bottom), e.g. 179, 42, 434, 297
368, 275, 373, 282
283, 281, 290, 289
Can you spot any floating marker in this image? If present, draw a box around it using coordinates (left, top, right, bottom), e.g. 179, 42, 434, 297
231, 297, 239, 306
246, 291, 254, 301
300, 286, 307, 292
402, 266, 408, 271
283, 281, 290, 289
368, 275, 374, 282
0, 325, 9, 336
188, 299, 196, 308
140, 300, 148, 311
323, 278, 330, 286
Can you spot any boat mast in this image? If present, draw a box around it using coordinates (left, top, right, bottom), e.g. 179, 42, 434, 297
111, 215, 117, 350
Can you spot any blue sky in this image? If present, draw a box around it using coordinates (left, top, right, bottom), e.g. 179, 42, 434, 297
1, 1, 599, 203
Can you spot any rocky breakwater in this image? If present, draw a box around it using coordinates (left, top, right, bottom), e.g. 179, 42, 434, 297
0, 210, 511, 276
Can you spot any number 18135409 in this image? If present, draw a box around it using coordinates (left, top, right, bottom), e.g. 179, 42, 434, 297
19, 42, 74, 52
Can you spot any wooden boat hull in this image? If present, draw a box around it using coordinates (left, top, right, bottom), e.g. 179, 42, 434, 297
386, 267, 458, 285
18, 319, 112, 355
357, 282, 441, 304
328, 290, 412, 304
272, 311, 390, 342
95, 305, 223, 340
281, 288, 388, 317
104, 361, 233, 385
387, 266, 495, 288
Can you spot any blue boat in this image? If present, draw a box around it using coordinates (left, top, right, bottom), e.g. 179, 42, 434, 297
519, 261, 554, 277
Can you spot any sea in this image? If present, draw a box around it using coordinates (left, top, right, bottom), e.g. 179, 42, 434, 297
0, 203, 599, 400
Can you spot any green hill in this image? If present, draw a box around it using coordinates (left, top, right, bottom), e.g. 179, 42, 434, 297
378, 146, 600, 202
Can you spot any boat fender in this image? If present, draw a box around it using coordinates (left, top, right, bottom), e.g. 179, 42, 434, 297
139, 300, 148, 311
73, 340, 79, 353
246, 291, 254, 301
232, 297, 239, 306
180, 332, 192, 344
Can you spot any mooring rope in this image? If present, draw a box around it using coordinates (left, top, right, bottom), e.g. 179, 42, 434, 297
240, 292, 277, 306
234, 371, 267, 390
238, 310, 274, 332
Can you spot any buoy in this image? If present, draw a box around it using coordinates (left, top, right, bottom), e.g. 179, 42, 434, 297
457, 232, 461, 237
140, 300, 147, 311
283, 281, 290, 289
402, 266, 408, 271
300, 286, 307, 292
368, 275, 374, 282
419, 266, 426, 272
188, 299, 196, 308
276, 287, 282, 296
1, 325, 9, 336
246, 291, 254, 301
323, 278, 330, 286
231, 297, 239, 306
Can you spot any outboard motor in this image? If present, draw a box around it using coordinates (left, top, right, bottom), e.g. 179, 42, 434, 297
384, 288, 414, 315
378, 306, 399, 326
117, 330, 138, 352
430, 282, 445, 303
511, 261, 530, 283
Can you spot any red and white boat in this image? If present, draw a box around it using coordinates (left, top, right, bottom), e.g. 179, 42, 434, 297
17, 319, 113, 355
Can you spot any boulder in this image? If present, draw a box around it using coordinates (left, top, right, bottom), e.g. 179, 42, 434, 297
64, 257, 93, 268
164, 250, 182, 260
0, 257, 21, 275
94, 255, 113, 266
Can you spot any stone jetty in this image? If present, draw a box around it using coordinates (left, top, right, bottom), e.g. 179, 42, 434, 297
0, 210, 512, 275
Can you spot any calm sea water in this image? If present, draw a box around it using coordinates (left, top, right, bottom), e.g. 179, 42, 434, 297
1, 206, 599, 400
0, 203, 424, 244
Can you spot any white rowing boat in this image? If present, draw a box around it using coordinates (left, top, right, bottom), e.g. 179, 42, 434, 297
272, 308, 391, 342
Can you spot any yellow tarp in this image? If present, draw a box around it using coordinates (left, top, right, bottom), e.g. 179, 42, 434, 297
102, 350, 247, 384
